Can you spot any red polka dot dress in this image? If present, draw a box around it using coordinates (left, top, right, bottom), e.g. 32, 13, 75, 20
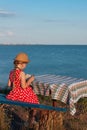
6, 69, 39, 104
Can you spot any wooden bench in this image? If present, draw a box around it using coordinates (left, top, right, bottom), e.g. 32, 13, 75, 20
0, 94, 67, 112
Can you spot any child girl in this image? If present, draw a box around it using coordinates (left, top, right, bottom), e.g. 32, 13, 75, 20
6, 52, 39, 104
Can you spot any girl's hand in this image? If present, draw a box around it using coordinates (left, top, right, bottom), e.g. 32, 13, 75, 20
21, 72, 34, 88
27, 75, 35, 86
25, 74, 31, 79
30, 75, 35, 82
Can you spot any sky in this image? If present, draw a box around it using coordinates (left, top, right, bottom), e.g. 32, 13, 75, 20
0, 0, 87, 45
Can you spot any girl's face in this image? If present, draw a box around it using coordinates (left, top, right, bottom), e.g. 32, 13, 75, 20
21, 63, 27, 70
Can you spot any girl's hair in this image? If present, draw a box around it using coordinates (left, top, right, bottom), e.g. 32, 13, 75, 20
13, 60, 27, 80
14, 60, 23, 68
12, 60, 21, 83
14, 60, 27, 66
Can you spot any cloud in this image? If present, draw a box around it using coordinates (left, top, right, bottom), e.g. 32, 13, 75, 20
44, 19, 87, 27
0, 32, 4, 37
7, 31, 14, 36
0, 31, 14, 37
0, 9, 15, 17
44, 19, 79, 27
44, 19, 71, 24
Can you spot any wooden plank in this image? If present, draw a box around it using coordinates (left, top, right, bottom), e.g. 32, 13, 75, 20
0, 94, 67, 112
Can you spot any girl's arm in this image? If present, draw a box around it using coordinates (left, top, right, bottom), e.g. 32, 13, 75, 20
20, 71, 34, 89
8, 79, 11, 87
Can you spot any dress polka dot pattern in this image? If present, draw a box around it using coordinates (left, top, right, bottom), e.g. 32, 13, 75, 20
6, 69, 39, 104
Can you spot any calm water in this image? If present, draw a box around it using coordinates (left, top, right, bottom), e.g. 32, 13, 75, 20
0, 45, 87, 88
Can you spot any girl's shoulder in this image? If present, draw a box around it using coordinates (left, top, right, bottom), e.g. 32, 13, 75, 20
10, 69, 22, 74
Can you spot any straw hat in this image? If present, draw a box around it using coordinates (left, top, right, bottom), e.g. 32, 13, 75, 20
14, 52, 30, 63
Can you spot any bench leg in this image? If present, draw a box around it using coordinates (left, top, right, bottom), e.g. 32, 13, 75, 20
52, 99, 57, 107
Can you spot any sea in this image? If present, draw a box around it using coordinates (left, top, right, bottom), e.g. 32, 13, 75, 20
0, 45, 87, 88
